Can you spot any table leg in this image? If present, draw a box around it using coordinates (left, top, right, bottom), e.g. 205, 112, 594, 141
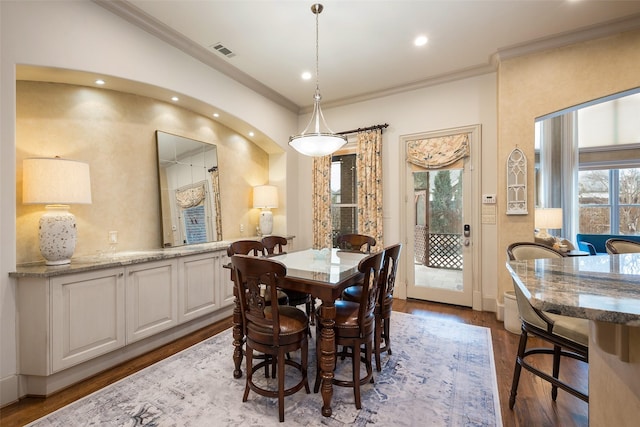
232, 289, 244, 379
319, 301, 336, 417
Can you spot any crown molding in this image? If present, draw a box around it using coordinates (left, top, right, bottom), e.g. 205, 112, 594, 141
313, 64, 496, 113
494, 13, 640, 63
95, 1, 640, 114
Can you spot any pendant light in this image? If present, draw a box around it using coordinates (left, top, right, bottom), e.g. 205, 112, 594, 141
289, 4, 347, 157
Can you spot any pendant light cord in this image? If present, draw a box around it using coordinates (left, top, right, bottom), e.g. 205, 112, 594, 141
313, 4, 322, 100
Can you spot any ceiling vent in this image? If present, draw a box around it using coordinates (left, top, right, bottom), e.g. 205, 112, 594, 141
210, 43, 236, 58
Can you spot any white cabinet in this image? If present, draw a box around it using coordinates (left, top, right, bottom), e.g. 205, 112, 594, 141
19, 267, 125, 375
14, 245, 239, 395
125, 259, 178, 343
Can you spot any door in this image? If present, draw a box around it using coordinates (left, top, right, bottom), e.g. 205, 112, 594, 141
401, 126, 480, 307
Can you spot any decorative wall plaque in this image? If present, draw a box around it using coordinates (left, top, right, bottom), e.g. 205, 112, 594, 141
506, 147, 527, 215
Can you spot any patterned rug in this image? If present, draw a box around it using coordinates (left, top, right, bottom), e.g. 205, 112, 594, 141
29, 312, 502, 426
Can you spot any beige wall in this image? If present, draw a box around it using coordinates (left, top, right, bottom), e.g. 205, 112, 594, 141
16, 81, 269, 264
497, 29, 640, 299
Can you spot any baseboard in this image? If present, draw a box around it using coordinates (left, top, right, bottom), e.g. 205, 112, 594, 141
481, 294, 498, 314
495, 300, 505, 322
0, 374, 19, 408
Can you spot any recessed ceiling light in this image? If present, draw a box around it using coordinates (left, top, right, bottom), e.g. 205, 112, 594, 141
171, 96, 179, 102
249, 132, 255, 137
301, 71, 312, 80
213, 113, 220, 118
414, 35, 428, 47
95, 79, 105, 85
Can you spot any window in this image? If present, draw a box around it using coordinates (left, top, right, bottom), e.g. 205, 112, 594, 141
535, 88, 640, 239
331, 154, 357, 246
579, 168, 640, 234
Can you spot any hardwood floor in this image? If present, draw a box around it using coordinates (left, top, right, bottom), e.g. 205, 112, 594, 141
0, 299, 588, 426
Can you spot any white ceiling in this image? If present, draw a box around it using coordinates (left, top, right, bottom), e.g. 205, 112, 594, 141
100, 0, 640, 112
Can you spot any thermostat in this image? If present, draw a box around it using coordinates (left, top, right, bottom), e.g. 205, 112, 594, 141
482, 194, 496, 204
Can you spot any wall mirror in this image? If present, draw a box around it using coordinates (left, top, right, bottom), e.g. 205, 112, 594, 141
156, 131, 222, 247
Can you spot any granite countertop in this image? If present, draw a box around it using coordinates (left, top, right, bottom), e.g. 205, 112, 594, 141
506, 253, 640, 326
10, 241, 233, 278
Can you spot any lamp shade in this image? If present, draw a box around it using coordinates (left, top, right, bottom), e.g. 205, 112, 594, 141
535, 208, 563, 230
23, 157, 92, 205
289, 133, 347, 157
23, 157, 92, 265
253, 185, 278, 209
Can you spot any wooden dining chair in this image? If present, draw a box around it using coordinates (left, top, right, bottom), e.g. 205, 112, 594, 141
336, 233, 376, 253
227, 240, 289, 378
506, 242, 589, 408
231, 254, 310, 422
342, 243, 402, 371
262, 236, 316, 327
261, 235, 288, 256
227, 239, 266, 257
314, 250, 385, 409
605, 238, 640, 254
227, 240, 289, 306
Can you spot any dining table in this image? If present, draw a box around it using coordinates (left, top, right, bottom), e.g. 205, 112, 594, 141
230, 247, 367, 417
506, 253, 640, 426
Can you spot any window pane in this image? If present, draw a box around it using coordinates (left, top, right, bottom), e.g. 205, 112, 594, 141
578, 170, 609, 205
579, 206, 610, 234
618, 168, 640, 204
331, 154, 358, 246
429, 170, 462, 234
332, 155, 356, 204
331, 161, 341, 203
618, 206, 640, 235
331, 206, 356, 245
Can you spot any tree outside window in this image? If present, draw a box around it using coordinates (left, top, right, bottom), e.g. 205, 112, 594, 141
578, 168, 640, 235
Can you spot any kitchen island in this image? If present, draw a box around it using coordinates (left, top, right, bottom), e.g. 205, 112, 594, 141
506, 253, 640, 426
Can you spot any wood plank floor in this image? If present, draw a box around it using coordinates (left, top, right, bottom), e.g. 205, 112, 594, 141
0, 299, 588, 426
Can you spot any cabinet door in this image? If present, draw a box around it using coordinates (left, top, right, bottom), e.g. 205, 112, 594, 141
218, 252, 235, 308
51, 268, 125, 372
125, 259, 178, 343
179, 252, 220, 323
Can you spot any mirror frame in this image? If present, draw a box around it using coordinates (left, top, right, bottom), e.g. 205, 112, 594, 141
156, 131, 222, 247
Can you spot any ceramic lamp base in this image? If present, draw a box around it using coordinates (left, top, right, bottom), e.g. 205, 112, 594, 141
259, 209, 273, 236
39, 205, 77, 265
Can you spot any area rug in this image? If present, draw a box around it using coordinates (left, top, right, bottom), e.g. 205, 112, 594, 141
29, 312, 502, 426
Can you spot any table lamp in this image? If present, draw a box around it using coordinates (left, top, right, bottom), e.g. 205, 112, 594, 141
535, 208, 563, 241
253, 185, 278, 236
23, 157, 92, 265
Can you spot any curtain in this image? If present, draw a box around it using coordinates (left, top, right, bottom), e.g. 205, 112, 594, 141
175, 184, 205, 209
406, 133, 469, 169
357, 129, 384, 251
312, 155, 332, 249
209, 168, 223, 241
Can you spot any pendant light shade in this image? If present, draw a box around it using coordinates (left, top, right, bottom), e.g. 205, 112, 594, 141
289, 4, 347, 157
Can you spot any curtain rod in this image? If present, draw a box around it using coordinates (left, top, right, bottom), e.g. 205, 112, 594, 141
336, 123, 389, 136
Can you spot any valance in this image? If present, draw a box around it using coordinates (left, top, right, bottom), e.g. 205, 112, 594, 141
406, 133, 469, 169
175, 183, 206, 209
